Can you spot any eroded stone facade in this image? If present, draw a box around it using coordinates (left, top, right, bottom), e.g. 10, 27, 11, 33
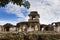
0, 11, 60, 33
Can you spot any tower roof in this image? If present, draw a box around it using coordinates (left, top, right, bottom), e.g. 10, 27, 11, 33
28, 11, 40, 18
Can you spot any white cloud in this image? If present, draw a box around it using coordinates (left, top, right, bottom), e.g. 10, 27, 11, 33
4, 2, 29, 24
0, 1, 30, 25
1, 0, 60, 25
0, 20, 18, 25
27, 0, 60, 24
5, 2, 27, 18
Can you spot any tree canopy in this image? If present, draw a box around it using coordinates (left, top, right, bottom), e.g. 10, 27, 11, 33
0, 0, 30, 9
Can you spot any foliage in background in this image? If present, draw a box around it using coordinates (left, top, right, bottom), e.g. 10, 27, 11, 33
0, 0, 30, 9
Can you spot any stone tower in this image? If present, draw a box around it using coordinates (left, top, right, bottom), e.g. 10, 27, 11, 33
28, 11, 40, 22
28, 11, 40, 31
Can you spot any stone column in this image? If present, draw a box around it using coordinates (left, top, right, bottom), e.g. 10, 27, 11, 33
41, 27, 45, 31
21, 25, 23, 32
57, 27, 60, 32
36, 16, 39, 22
19, 27, 21, 32
29, 16, 32, 19
23, 25, 26, 31
38, 23, 40, 31
5, 28, 6, 32
35, 24, 38, 31
56, 23, 60, 32
16, 27, 18, 31
1, 27, 2, 32
27, 24, 33, 32
18, 25, 22, 32
3, 27, 5, 32
54, 23, 59, 32
0, 27, 1, 32
54, 26, 57, 32
36, 16, 39, 19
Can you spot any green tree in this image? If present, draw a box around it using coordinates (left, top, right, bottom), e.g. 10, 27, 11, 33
0, 0, 30, 9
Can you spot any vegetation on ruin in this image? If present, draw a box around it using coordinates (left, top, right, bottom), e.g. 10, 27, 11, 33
0, 31, 60, 40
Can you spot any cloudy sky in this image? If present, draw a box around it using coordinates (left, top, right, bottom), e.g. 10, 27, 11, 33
0, 0, 60, 25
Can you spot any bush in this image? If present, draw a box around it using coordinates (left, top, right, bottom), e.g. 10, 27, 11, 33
0, 32, 60, 40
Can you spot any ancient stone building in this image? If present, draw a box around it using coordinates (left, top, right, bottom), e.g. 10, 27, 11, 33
0, 25, 3, 31
40, 24, 54, 31
17, 11, 40, 32
52, 22, 60, 32
0, 11, 60, 33
0, 23, 17, 32
0, 11, 40, 32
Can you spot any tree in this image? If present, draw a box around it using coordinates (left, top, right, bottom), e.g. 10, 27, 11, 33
0, 0, 30, 9
3, 23, 13, 31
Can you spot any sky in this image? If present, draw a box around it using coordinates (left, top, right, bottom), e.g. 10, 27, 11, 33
0, 0, 60, 25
